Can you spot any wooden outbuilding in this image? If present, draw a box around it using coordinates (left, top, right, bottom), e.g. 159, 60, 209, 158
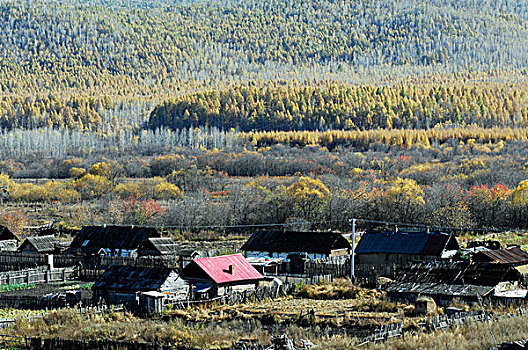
92, 265, 187, 309
472, 246, 528, 266
0, 225, 19, 251
137, 237, 179, 256
18, 235, 60, 254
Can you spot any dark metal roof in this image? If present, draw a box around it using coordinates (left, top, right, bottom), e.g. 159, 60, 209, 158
183, 254, 264, 284
240, 231, 351, 255
473, 246, 528, 265
19, 235, 59, 253
355, 231, 458, 256
386, 282, 495, 298
93, 265, 178, 292
0, 225, 17, 241
70, 225, 160, 253
394, 260, 522, 286
139, 238, 179, 255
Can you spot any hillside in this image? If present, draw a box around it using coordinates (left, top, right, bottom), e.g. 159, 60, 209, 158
1, 0, 528, 131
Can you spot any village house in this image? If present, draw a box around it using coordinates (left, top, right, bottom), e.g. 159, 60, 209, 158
0, 225, 19, 251
92, 265, 187, 310
68, 225, 160, 257
241, 231, 351, 259
136, 237, 179, 257
182, 254, 264, 298
354, 230, 459, 266
18, 235, 61, 254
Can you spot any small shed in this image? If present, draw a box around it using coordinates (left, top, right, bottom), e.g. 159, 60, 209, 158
137, 237, 179, 256
182, 254, 264, 298
415, 296, 436, 315
93, 265, 187, 309
246, 257, 284, 275
69, 225, 160, 257
18, 235, 60, 254
0, 225, 18, 251
355, 230, 459, 266
241, 231, 351, 259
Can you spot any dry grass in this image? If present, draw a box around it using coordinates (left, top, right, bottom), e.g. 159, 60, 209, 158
10, 293, 528, 349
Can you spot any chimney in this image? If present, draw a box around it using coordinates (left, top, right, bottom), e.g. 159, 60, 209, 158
228, 265, 235, 274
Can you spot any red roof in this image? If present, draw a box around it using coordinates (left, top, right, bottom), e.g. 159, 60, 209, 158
190, 254, 264, 284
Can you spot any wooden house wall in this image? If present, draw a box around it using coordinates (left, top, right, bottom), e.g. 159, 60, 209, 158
246, 251, 328, 259
356, 253, 438, 265
137, 248, 161, 257
94, 289, 138, 308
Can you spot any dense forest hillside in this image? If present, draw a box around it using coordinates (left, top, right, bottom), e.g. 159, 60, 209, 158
1, 0, 528, 132
149, 82, 528, 132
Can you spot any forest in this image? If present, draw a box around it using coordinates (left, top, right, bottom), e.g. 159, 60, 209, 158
0, 0, 528, 235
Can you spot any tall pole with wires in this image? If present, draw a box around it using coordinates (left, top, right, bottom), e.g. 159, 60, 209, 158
350, 218, 356, 284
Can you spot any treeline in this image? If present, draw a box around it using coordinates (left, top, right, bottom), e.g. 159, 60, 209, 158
3, 125, 528, 178
3, 170, 528, 231
149, 83, 528, 132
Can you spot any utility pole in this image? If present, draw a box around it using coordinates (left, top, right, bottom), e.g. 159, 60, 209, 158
349, 218, 357, 284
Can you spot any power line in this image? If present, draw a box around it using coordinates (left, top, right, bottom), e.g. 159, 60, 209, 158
74, 217, 523, 234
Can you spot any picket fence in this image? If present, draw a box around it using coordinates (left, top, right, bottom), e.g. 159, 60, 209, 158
356, 306, 528, 347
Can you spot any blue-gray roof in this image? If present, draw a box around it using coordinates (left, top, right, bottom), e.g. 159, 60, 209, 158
355, 231, 458, 256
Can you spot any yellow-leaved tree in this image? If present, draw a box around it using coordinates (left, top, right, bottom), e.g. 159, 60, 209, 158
283, 176, 330, 221
382, 177, 425, 222
512, 179, 528, 227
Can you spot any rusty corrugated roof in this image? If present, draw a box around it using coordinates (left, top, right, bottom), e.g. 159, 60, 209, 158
474, 246, 528, 265
185, 254, 264, 284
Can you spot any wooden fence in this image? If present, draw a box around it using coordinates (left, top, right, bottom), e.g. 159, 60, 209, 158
158, 284, 295, 313
272, 273, 334, 285
304, 258, 350, 278
356, 322, 403, 346
356, 305, 528, 347
0, 251, 179, 279
0, 266, 77, 287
